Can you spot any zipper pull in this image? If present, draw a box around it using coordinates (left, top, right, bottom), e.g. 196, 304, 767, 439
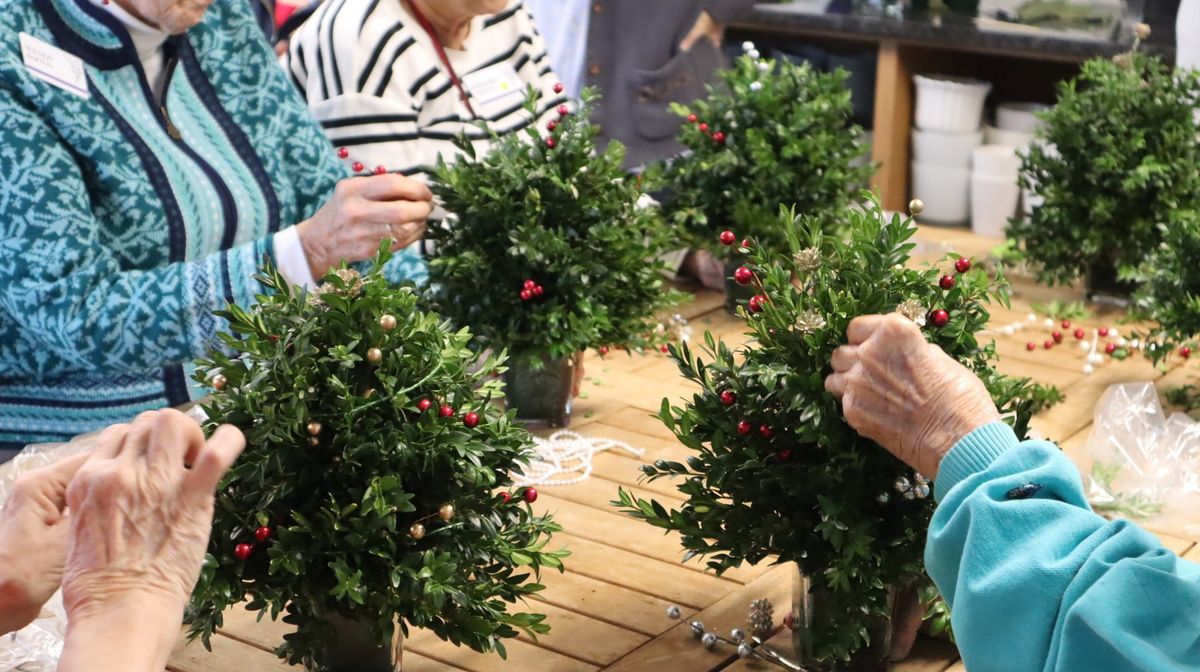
160, 105, 181, 140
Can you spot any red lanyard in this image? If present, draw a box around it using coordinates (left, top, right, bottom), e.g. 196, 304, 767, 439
405, 0, 477, 118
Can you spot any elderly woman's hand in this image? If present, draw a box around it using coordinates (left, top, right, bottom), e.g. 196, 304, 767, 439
823, 314, 1000, 478
297, 174, 434, 278
57, 410, 244, 672
0, 452, 88, 634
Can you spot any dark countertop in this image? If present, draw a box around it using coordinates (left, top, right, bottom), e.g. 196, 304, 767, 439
734, 0, 1176, 62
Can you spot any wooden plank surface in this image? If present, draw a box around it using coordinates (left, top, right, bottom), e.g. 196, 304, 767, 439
5, 229, 1195, 672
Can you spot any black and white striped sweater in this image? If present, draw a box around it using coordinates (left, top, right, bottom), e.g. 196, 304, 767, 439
288, 0, 565, 181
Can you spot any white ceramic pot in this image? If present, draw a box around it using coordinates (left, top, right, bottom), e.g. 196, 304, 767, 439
971, 173, 1021, 238
995, 102, 1049, 133
911, 128, 983, 168
912, 162, 970, 226
983, 125, 1035, 149
972, 145, 1020, 181
913, 75, 992, 134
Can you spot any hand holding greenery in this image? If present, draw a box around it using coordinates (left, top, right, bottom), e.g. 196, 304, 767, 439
426, 89, 679, 363
658, 46, 871, 255
187, 253, 566, 668
616, 198, 1061, 662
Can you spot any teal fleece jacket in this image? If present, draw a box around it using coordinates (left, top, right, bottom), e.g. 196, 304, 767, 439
928, 422, 1200, 671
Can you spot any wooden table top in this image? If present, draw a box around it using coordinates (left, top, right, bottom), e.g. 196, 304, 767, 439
9, 227, 1198, 672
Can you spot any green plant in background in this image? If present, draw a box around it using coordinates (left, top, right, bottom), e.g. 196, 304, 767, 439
1128, 208, 1200, 366
425, 89, 680, 364
188, 253, 566, 668
656, 46, 872, 256
616, 198, 1060, 663
1009, 48, 1200, 290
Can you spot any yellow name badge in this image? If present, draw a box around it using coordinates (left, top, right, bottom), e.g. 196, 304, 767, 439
19, 32, 90, 99
461, 62, 524, 111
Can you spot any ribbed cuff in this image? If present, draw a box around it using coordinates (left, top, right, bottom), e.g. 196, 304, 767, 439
934, 421, 1019, 502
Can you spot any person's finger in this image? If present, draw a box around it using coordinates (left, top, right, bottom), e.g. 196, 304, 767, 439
830, 345, 859, 373
35, 452, 91, 513
118, 411, 159, 462
355, 174, 433, 203
824, 372, 847, 398
846, 315, 890, 345
183, 424, 245, 504
151, 409, 206, 474
92, 422, 131, 460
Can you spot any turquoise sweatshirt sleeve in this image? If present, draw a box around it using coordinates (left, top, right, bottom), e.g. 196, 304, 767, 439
927, 421, 1200, 672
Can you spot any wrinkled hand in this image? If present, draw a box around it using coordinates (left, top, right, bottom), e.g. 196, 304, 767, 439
297, 175, 433, 278
823, 314, 1000, 478
62, 410, 244, 621
0, 452, 88, 634
680, 249, 726, 290
680, 10, 722, 51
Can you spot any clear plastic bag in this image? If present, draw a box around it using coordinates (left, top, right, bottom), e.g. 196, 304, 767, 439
0, 439, 93, 672
1084, 382, 1200, 538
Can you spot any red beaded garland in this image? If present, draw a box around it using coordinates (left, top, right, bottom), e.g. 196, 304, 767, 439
374, 165, 387, 175
1099, 327, 1110, 337
1052, 330, 1064, 343
1043, 340, 1054, 350
1105, 342, 1117, 355
1061, 320, 1072, 329
1181, 346, 1192, 359
1026, 341, 1037, 351
553, 82, 564, 94
1074, 328, 1086, 340
351, 161, 364, 173
557, 104, 569, 116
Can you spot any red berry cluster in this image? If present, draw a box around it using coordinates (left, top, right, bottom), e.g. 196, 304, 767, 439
520, 279, 545, 301
335, 146, 389, 176
415, 398, 482, 428
928, 258, 972, 329
497, 488, 538, 505
233, 524, 274, 561
686, 114, 727, 145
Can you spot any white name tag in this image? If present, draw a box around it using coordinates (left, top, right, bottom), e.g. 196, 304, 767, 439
20, 32, 90, 99
461, 62, 523, 109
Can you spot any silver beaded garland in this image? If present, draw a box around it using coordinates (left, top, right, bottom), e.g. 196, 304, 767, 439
893, 476, 911, 492
914, 483, 931, 499
702, 633, 718, 649
690, 621, 705, 639
666, 605, 682, 620
737, 643, 754, 659
731, 628, 745, 643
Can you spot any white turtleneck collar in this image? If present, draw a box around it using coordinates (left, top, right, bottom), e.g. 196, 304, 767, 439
90, 0, 172, 102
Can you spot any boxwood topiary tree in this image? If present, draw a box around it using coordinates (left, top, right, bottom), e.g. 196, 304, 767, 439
187, 252, 566, 669
616, 198, 1061, 664
1009, 47, 1200, 293
657, 45, 872, 257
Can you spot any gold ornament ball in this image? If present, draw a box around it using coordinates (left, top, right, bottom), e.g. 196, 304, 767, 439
211, 374, 227, 390
379, 314, 397, 331
307, 421, 322, 436
367, 347, 383, 364
908, 198, 925, 216
409, 523, 426, 540
438, 504, 455, 522
308, 437, 320, 447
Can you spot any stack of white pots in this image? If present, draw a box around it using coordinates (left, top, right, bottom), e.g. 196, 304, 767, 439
911, 75, 992, 225
973, 102, 1050, 236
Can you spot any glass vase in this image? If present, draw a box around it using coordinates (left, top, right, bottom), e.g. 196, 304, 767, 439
724, 259, 757, 314
306, 612, 403, 672
503, 353, 578, 428
789, 568, 922, 671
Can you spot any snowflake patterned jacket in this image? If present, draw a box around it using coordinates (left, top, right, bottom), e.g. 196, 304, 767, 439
0, 0, 421, 448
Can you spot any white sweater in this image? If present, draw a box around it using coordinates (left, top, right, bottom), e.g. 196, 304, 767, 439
288, 0, 566, 181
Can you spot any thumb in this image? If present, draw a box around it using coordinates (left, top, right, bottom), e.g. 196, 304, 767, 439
36, 452, 91, 514
183, 425, 245, 504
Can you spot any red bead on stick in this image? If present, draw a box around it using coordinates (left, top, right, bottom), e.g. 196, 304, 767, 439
1026, 342, 1037, 351
1074, 328, 1086, 340
1043, 340, 1054, 350
598, 346, 609, 356
1099, 327, 1110, 337
929, 310, 950, 328
546, 120, 557, 131
1052, 330, 1064, 343
553, 82, 564, 94
524, 279, 536, 290
687, 113, 698, 123
720, 390, 736, 406
939, 275, 955, 291
1105, 342, 1117, 355
719, 230, 737, 246
748, 295, 765, 313
374, 165, 387, 175
712, 131, 726, 144
351, 161, 364, 173
1061, 320, 1072, 329
523, 487, 538, 503
337, 147, 349, 159
520, 289, 533, 301
737, 420, 752, 435
557, 104, 569, 116
1181, 346, 1192, 359
254, 526, 272, 542
463, 412, 480, 428
234, 543, 253, 561
698, 122, 709, 133
758, 425, 774, 440
733, 267, 753, 285
417, 399, 432, 412
954, 258, 972, 274
438, 405, 455, 418
546, 137, 557, 149
499, 492, 512, 504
